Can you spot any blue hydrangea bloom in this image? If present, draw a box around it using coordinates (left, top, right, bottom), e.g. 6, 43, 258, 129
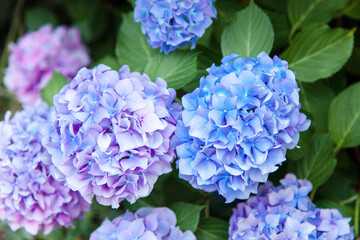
134, 0, 217, 54
229, 174, 354, 240
43, 64, 181, 208
171, 52, 310, 202
0, 101, 90, 235
90, 207, 196, 240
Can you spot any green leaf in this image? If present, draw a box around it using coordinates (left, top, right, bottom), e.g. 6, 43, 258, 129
346, 46, 360, 76
344, 0, 360, 20
93, 55, 120, 70
182, 46, 221, 92
127, 0, 135, 8
288, 133, 337, 188
195, 217, 229, 240
144, 51, 197, 90
65, 0, 98, 22
281, 24, 354, 82
287, 0, 350, 39
298, 81, 335, 133
4, 228, 33, 240
40, 72, 68, 107
162, 173, 203, 205
267, 11, 290, 50
116, 13, 157, 72
329, 82, 360, 150
25, 7, 58, 31
74, 11, 109, 43
221, 0, 274, 57
255, 0, 287, 13
286, 130, 313, 161
317, 172, 357, 202
170, 202, 204, 232
212, 0, 243, 43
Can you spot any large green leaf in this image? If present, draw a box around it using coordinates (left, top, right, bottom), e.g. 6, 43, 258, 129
346, 46, 360, 76
287, 0, 350, 39
286, 130, 313, 161
255, 0, 287, 13
144, 51, 197, 90
162, 173, 204, 205
115, 13, 157, 72
25, 7, 58, 31
288, 133, 337, 188
212, 0, 243, 43
329, 82, 360, 150
41, 72, 68, 107
221, 0, 274, 57
92, 55, 120, 70
267, 11, 290, 50
281, 24, 354, 82
182, 46, 221, 92
195, 217, 229, 240
170, 202, 204, 233
344, 0, 360, 20
298, 81, 335, 133
317, 173, 357, 202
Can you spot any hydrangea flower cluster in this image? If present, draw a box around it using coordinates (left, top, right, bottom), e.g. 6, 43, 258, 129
229, 174, 354, 239
134, 0, 217, 54
0, 101, 90, 235
4, 24, 90, 106
90, 207, 196, 240
43, 64, 181, 208
172, 52, 310, 202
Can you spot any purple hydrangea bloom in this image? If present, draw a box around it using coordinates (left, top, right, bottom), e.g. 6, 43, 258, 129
0, 101, 90, 235
43, 64, 181, 208
229, 174, 354, 240
4, 24, 90, 106
171, 52, 310, 202
134, 0, 217, 54
90, 207, 196, 240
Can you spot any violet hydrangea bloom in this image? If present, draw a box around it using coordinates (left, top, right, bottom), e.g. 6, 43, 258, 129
4, 24, 90, 106
43, 64, 181, 208
90, 207, 196, 240
134, 0, 217, 54
0, 101, 90, 235
171, 52, 310, 202
229, 174, 354, 239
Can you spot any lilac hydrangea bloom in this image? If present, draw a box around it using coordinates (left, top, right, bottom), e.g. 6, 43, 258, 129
0, 101, 90, 235
229, 174, 354, 240
134, 0, 217, 54
90, 207, 196, 240
43, 64, 181, 208
171, 52, 310, 202
4, 24, 90, 106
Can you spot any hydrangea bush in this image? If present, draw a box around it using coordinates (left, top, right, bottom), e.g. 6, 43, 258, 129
134, 0, 217, 54
0, 0, 359, 239
43, 64, 180, 208
229, 174, 354, 239
172, 52, 310, 202
90, 207, 195, 240
4, 24, 90, 106
0, 102, 90, 235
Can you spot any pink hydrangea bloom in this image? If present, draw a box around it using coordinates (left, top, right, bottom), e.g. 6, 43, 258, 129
4, 24, 90, 106
0, 101, 90, 235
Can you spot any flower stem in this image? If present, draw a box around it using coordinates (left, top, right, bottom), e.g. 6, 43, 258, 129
0, 0, 26, 82
204, 198, 210, 217
310, 187, 317, 201
340, 194, 359, 205
355, 196, 360, 237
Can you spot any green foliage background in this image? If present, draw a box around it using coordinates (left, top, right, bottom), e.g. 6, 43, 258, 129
0, 0, 360, 239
